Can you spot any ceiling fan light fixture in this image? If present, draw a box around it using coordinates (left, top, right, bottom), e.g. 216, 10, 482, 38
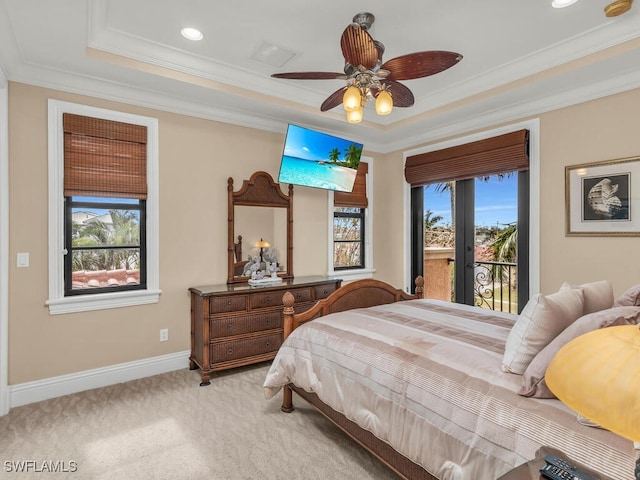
375, 90, 393, 115
343, 86, 362, 111
271, 13, 462, 123
346, 107, 363, 124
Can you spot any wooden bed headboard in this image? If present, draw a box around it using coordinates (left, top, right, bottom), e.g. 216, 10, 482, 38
282, 276, 424, 339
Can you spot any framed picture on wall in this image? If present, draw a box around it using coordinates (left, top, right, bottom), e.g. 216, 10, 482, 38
566, 155, 640, 236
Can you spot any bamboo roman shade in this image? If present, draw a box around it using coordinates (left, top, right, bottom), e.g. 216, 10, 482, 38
334, 161, 368, 208
63, 113, 148, 199
404, 129, 529, 186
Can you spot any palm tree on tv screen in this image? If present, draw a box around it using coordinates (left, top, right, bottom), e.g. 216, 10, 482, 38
344, 144, 362, 169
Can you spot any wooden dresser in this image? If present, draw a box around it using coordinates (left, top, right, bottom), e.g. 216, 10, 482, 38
189, 276, 342, 385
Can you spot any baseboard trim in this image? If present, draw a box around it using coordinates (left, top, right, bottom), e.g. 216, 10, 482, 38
9, 350, 191, 409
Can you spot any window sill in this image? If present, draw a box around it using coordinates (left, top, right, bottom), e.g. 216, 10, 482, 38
46, 289, 162, 315
328, 268, 375, 282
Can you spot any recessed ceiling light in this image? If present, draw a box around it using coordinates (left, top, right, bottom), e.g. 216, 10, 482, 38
181, 27, 203, 41
552, 0, 579, 8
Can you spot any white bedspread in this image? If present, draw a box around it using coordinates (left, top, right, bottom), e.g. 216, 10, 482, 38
264, 299, 635, 480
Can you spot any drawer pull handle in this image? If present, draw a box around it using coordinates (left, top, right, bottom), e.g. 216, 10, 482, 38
227, 300, 232, 306
265, 341, 270, 348
264, 297, 271, 304
323, 289, 328, 295
227, 324, 233, 331
296, 294, 302, 299
265, 319, 270, 325
227, 348, 233, 355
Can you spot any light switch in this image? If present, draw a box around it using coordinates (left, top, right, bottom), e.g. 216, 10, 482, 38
17, 252, 29, 268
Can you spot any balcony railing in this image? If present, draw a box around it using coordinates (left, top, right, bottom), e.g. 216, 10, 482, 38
423, 248, 518, 314
473, 260, 518, 314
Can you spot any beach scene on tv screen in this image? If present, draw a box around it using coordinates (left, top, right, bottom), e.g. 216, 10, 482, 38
279, 125, 363, 192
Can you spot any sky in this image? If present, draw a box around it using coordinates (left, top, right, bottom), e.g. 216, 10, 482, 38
424, 175, 518, 228
283, 124, 362, 162
72, 197, 140, 219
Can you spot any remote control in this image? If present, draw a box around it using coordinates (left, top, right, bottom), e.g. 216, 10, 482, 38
539, 453, 600, 480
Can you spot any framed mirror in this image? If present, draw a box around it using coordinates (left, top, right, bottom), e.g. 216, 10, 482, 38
227, 171, 293, 284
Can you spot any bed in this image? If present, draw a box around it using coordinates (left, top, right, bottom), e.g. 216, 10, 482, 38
263, 277, 638, 480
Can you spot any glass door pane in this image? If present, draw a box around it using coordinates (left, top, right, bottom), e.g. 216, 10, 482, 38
474, 174, 518, 313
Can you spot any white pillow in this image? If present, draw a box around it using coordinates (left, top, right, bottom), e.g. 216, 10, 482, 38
559, 280, 613, 315
502, 288, 584, 374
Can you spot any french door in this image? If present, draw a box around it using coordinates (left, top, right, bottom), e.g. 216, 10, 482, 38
411, 171, 529, 313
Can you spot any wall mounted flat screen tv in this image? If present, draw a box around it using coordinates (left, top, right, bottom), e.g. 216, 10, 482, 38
278, 124, 363, 192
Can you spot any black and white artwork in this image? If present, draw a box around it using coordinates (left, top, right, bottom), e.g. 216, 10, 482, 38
566, 157, 640, 236
581, 174, 630, 221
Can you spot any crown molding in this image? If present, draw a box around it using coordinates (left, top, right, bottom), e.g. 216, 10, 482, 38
3, 45, 640, 154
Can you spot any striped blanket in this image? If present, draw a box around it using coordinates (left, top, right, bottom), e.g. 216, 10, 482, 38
264, 299, 635, 480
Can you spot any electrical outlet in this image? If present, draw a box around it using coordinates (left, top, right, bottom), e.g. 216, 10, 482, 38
160, 329, 169, 342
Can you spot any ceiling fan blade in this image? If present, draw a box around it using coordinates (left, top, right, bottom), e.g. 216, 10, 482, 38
387, 80, 415, 107
271, 72, 346, 80
320, 87, 346, 112
340, 24, 378, 70
372, 81, 414, 107
382, 51, 462, 81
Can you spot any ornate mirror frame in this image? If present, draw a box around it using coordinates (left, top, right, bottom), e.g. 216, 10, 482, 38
227, 171, 293, 284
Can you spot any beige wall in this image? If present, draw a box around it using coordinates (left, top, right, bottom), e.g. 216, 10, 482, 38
368, 150, 404, 288
7, 81, 640, 385
538, 90, 640, 294
6, 83, 340, 384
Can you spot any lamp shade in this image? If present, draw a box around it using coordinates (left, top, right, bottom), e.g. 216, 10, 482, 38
255, 238, 270, 248
546, 324, 640, 442
375, 90, 393, 115
346, 107, 363, 124
343, 86, 361, 112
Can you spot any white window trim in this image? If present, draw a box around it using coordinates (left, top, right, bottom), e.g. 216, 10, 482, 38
46, 100, 161, 314
1, 70, 10, 415
327, 156, 374, 281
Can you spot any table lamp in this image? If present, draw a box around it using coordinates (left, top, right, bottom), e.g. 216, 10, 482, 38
546, 324, 640, 479
255, 238, 270, 264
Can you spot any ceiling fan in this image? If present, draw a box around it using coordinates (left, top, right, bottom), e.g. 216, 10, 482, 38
271, 12, 462, 123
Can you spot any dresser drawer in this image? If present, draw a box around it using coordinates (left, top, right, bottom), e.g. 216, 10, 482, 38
209, 295, 248, 314
211, 333, 282, 363
314, 283, 338, 300
210, 311, 282, 338
190, 278, 342, 385
250, 287, 312, 309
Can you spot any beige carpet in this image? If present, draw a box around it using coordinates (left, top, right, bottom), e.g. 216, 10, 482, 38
0, 363, 395, 479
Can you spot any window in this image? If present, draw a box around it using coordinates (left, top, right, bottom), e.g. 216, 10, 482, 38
328, 159, 374, 280
47, 100, 160, 314
65, 196, 146, 295
333, 207, 365, 269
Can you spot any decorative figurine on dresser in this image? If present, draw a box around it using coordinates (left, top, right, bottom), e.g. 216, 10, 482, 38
189, 171, 342, 385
